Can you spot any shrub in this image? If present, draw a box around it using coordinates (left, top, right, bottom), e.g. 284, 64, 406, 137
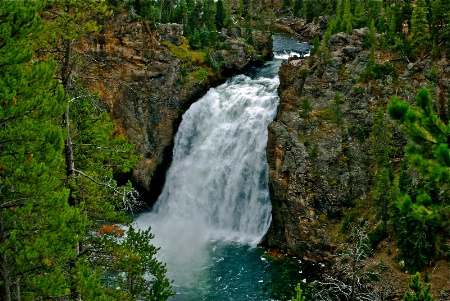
368, 223, 388, 248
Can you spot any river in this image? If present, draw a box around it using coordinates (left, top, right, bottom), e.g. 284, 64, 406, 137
135, 35, 313, 301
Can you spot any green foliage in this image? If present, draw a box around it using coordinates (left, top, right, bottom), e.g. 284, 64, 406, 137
291, 283, 306, 301
99, 225, 174, 301
410, 0, 431, 57
341, 212, 356, 232
0, 2, 82, 299
426, 66, 439, 84
163, 40, 205, 64
311, 36, 320, 56
388, 88, 450, 272
360, 47, 376, 81
403, 272, 434, 301
309, 144, 319, 158
372, 62, 397, 80
300, 98, 313, 118
215, 0, 227, 29
293, 0, 302, 17
331, 92, 343, 124
1, 2, 174, 300
368, 223, 388, 248
371, 109, 392, 168
393, 203, 438, 273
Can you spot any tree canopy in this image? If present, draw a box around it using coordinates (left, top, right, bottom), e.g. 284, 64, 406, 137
0, 1, 173, 300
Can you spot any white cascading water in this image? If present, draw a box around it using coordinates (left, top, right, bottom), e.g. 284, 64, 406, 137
136, 69, 279, 283
136, 35, 311, 300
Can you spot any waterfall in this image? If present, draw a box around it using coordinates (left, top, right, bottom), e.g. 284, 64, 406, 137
135, 35, 310, 300
136, 62, 280, 287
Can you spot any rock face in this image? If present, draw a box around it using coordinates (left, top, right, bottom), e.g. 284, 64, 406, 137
275, 17, 325, 42
263, 27, 450, 262
74, 14, 272, 202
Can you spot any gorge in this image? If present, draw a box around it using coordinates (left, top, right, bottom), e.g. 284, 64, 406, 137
5, 1, 450, 300
135, 35, 314, 300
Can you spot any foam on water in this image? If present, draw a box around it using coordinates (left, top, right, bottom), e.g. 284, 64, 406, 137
135, 34, 312, 300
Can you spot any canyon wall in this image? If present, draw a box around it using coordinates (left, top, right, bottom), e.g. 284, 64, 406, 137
263, 26, 450, 263
74, 14, 272, 202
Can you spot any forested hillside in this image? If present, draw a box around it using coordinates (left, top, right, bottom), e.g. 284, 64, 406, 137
0, 2, 173, 300
265, 0, 450, 300
2, 0, 450, 300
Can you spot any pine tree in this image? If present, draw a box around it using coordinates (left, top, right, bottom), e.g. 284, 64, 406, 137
300, 98, 313, 118
341, 0, 353, 34
215, 0, 227, 30
99, 225, 174, 300
203, 0, 216, 31
371, 109, 392, 168
293, 0, 302, 17
283, 0, 292, 10
331, 92, 343, 125
410, 0, 431, 57
371, 109, 393, 229
353, 1, 366, 28
173, 0, 188, 25
0, 2, 86, 300
374, 167, 391, 228
388, 88, 450, 203
38, 2, 174, 299
388, 88, 448, 272
291, 283, 306, 301
403, 272, 434, 301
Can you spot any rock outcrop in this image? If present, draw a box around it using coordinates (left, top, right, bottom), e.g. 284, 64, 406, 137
263, 26, 450, 264
275, 17, 326, 42
74, 14, 272, 202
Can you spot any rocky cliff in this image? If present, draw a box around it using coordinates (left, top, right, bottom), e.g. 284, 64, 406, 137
263, 25, 450, 266
74, 14, 272, 203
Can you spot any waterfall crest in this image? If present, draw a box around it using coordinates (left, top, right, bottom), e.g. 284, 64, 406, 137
138, 72, 279, 245
135, 35, 311, 300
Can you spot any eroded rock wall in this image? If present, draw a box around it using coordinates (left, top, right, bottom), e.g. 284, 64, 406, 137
263, 27, 450, 262
74, 14, 272, 202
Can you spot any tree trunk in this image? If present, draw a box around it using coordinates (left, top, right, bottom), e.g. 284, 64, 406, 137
61, 29, 80, 301
351, 250, 356, 301
438, 64, 448, 125
0, 213, 12, 301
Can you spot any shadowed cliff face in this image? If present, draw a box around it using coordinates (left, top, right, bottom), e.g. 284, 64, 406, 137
74, 14, 272, 204
263, 26, 450, 262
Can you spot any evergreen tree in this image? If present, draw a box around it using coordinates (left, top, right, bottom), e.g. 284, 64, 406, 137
173, 0, 188, 25
293, 0, 302, 17
353, 1, 366, 28
99, 225, 173, 301
388, 88, 450, 210
410, 0, 431, 57
302, 0, 316, 22
388, 9, 397, 44
403, 272, 434, 301
203, 0, 216, 31
39, 2, 174, 299
331, 92, 343, 125
282, 0, 292, 10
388, 88, 449, 272
215, 0, 227, 30
291, 283, 306, 301
300, 98, 313, 118
371, 109, 393, 229
374, 167, 391, 228
0, 2, 85, 300
371, 109, 392, 168
341, 0, 353, 34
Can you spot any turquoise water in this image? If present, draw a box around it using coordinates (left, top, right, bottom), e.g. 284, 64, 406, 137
136, 35, 314, 301
170, 241, 319, 301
